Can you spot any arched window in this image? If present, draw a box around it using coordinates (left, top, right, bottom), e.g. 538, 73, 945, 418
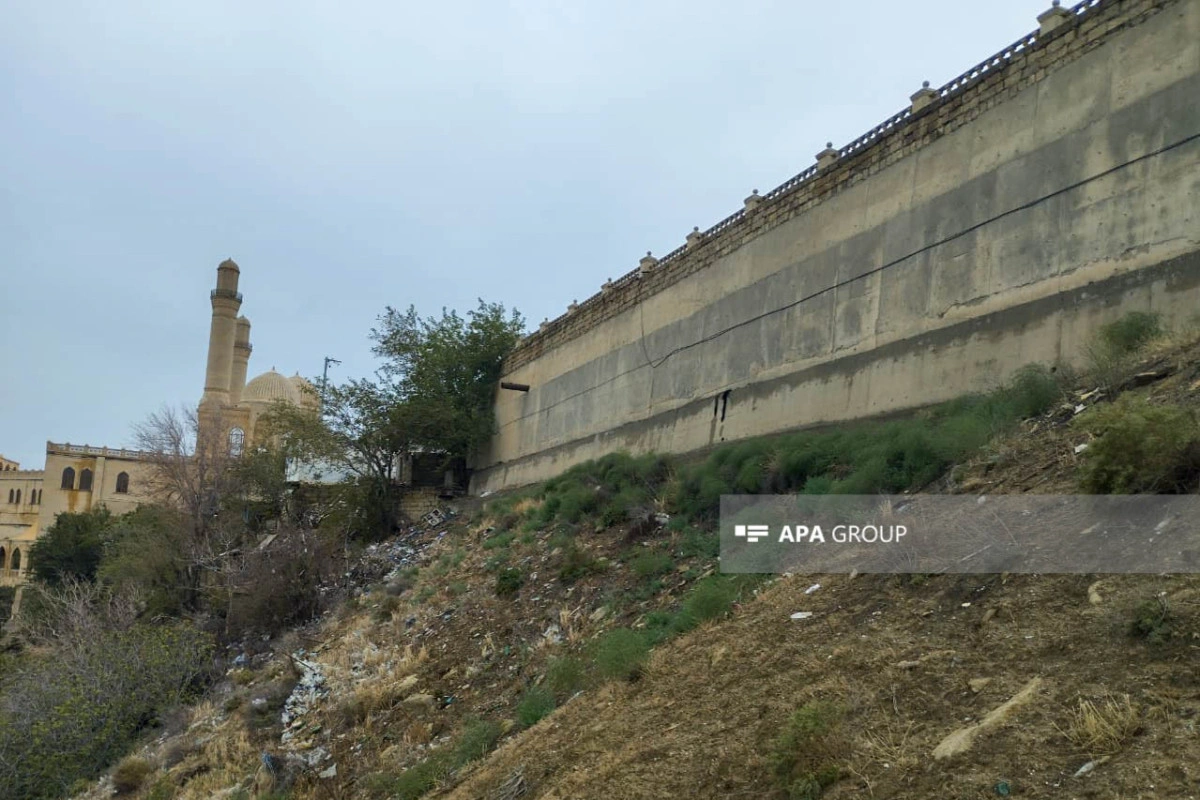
115, 472, 130, 494
6, 489, 11, 503
0, 547, 6, 571
61, 467, 75, 490
11, 549, 20, 571
79, 469, 93, 492
33, 489, 40, 504
228, 427, 245, 457
14, 490, 19, 505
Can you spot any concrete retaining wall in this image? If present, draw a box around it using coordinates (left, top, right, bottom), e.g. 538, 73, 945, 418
473, 0, 1200, 493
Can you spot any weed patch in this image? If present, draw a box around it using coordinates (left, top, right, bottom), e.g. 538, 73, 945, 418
1130, 596, 1174, 643
495, 567, 525, 598
516, 685, 556, 728
770, 701, 845, 799
1075, 397, 1200, 493
591, 628, 650, 682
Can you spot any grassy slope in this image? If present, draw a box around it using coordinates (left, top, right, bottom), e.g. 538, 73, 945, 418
75, 327, 1200, 800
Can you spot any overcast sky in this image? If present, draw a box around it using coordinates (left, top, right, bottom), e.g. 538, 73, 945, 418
1, 1, 1053, 468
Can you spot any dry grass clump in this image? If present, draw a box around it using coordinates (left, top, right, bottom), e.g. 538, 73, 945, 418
1063, 693, 1142, 756
112, 756, 154, 794
512, 497, 543, 517
860, 716, 917, 770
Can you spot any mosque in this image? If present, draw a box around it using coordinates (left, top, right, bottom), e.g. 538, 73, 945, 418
0, 259, 312, 588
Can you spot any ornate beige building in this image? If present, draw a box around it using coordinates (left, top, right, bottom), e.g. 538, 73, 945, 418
1, 259, 311, 588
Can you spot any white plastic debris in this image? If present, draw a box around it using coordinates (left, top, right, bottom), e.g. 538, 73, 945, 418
790, 611, 814, 620
804, 583, 821, 595
1073, 443, 1089, 454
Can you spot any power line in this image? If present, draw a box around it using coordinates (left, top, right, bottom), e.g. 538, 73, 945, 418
500, 129, 1200, 430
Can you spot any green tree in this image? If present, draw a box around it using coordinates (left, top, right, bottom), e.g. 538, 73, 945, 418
97, 506, 194, 617
372, 300, 525, 459
28, 508, 114, 587
266, 299, 523, 539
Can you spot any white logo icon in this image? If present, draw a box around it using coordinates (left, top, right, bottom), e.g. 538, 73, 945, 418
734, 524, 770, 543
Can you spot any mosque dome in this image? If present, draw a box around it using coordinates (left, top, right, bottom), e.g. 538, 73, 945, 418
242, 369, 301, 405
290, 374, 321, 409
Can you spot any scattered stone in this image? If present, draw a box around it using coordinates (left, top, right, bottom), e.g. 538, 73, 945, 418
790, 611, 814, 620
1087, 581, 1104, 605
403, 693, 437, 710
318, 764, 338, 779
932, 678, 1044, 759
968, 678, 992, 693
896, 660, 921, 669
805, 583, 821, 595
1073, 443, 1090, 454
1129, 368, 1171, 388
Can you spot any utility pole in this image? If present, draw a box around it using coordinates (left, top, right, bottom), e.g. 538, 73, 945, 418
321, 357, 341, 404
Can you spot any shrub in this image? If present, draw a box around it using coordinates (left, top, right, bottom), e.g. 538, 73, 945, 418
453, 717, 503, 764
1130, 596, 1173, 643
373, 594, 401, 623
1085, 311, 1165, 390
591, 628, 650, 682
1075, 397, 1200, 493
770, 701, 845, 799
680, 576, 739, 624
482, 531, 515, 550
390, 753, 451, 800
557, 543, 603, 584
111, 756, 154, 794
545, 656, 585, 700
495, 567, 525, 598
385, 567, 419, 596
515, 685, 556, 728
676, 527, 719, 560
631, 550, 674, 579
1100, 311, 1163, 355
223, 529, 340, 638
0, 619, 214, 800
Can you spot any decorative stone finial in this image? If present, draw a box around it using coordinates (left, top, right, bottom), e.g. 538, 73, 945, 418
567, 299, 579, 313
686, 226, 703, 249
743, 190, 762, 212
909, 80, 938, 113
639, 251, 658, 275
539, 318, 550, 331
1037, 0, 1072, 34
815, 142, 839, 170
601, 277, 614, 293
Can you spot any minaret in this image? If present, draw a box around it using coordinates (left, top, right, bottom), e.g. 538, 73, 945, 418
229, 316, 253, 406
200, 259, 243, 410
